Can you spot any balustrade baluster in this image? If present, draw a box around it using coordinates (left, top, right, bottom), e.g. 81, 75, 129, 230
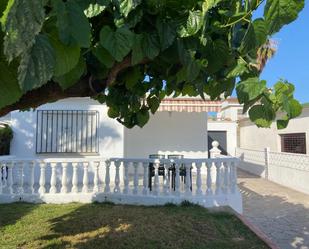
153, 162, 159, 195
174, 163, 180, 196
61, 162, 68, 193
93, 161, 99, 192
114, 161, 121, 193
123, 162, 130, 194
133, 162, 139, 195
71, 162, 79, 193
206, 162, 212, 195
17, 161, 24, 194
50, 162, 57, 194
223, 162, 229, 193
29, 161, 35, 194
6, 162, 13, 194
196, 162, 202, 195
142, 162, 149, 195
38, 162, 46, 194
215, 162, 222, 195
163, 163, 170, 195
104, 160, 111, 193
185, 163, 191, 195
82, 162, 89, 193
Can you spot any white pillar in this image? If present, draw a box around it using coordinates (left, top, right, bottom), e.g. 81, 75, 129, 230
93, 161, 99, 192
50, 162, 57, 194
174, 163, 180, 196
163, 163, 170, 195
61, 162, 68, 193
17, 162, 24, 194
185, 163, 191, 195
38, 162, 46, 194
123, 162, 130, 194
153, 162, 159, 195
133, 162, 139, 195
114, 161, 121, 193
210, 141, 221, 184
104, 160, 111, 193
71, 162, 78, 193
206, 162, 212, 195
142, 162, 149, 195
215, 162, 222, 195
82, 162, 89, 193
29, 161, 35, 194
195, 162, 203, 195
7, 162, 13, 194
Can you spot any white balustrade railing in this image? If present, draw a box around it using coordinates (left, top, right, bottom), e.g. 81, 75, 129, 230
0, 156, 242, 213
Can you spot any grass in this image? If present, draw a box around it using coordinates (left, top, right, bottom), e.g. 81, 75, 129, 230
0, 202, 269, 249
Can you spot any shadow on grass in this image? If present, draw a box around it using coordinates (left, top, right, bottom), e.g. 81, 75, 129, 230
0, 202, 36, 227
34, 202, 268, 249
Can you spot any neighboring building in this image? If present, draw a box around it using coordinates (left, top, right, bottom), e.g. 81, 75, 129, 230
238, 106, 309, 155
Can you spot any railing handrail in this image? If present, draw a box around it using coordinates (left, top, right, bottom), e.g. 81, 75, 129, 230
0, 156, 105, 164
110, 157, 239, 164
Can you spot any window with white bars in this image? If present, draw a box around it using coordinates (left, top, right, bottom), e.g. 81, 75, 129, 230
280, 133, 306, 154
36, 110, 99, 154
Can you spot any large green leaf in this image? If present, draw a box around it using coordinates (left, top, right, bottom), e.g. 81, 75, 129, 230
49, 36, 80, 77
18, 34, 55, 93
1, 0, 45, 61
156, 19, 176, 50
0, 31, 22, 108
136, 109, 150, 127
131, 34, 144, 65
100, 26, 135, 62
84, 3, 106, 18
179, 10, 203, 37
119, 0, 142, 17
239, 23, 257, 54
92, 45, 115, 68
54, 1, 91, 47
264, 0, 304, 34
141, 33, 160, 60
253, 18, 268, 48
236, 77, 267, 104
249, 104, 275, 127
54, 56, 86, 90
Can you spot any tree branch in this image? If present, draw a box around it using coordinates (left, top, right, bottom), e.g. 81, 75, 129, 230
0, 55, 149, 117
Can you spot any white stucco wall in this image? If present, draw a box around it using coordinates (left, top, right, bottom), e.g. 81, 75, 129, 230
124, 111, 208, 158
207, 121, 238, 156
10, 97, 124, 159
238, 107, 309, 154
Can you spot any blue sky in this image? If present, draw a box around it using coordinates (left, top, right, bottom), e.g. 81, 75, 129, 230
254, 2, 309, 104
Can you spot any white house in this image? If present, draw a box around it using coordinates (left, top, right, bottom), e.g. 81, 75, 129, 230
8, 96, 242, 160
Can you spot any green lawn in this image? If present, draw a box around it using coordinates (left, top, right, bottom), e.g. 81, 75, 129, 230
0, 202, 269, 249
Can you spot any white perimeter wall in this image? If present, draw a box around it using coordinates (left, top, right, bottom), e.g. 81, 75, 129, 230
208, 121, 238, 156
238, 107, 309, 154
124, 111, 208, 158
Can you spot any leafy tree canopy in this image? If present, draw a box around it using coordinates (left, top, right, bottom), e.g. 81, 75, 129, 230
0, 0, 305, 128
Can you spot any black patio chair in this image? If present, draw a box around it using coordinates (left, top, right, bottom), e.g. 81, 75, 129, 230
168, 154, 192, 191
148, 154, 165, 191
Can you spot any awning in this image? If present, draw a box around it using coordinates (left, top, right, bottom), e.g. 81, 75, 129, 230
158, 98, 222, 113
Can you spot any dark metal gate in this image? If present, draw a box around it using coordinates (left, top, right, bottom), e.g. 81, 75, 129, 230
36, 110, 99, 154
208, 131, 227, 156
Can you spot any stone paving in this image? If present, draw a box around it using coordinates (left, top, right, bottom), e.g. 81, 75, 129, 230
238, 169, 309, 249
